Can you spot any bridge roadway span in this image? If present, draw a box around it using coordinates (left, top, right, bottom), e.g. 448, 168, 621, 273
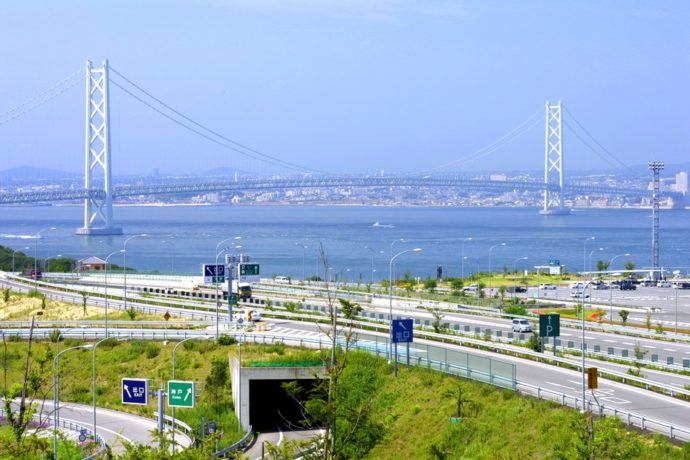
0, 176, 676, 204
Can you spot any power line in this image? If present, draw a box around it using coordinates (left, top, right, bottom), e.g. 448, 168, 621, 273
563, 121, 621, 171
109, 67, 322, 174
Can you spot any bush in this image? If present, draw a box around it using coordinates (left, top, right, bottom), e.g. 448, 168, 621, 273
217, 335, 237, 345
503, 306, 528, 316
49, 329, 63, 343
8, 382, 23, 398
27, 290, 44, 299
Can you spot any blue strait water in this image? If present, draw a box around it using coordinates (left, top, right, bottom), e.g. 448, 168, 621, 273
1, 206, 688, 281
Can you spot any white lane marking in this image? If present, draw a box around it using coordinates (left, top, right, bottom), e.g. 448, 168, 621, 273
623, 342, 635, 346
643, 345, 656, 349
545, 381, 575, 391
663, 348, 677, 352
603, 339, 617, 343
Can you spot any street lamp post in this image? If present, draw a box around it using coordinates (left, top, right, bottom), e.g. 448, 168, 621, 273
389, 248, 422, 376
364, 246, 377, 284
488, 243, 506, 294
33, 226, 56, 289
588, 247, 604, 273
608, 253, 631, 320
54, 344, 93, 459
123, 234, 147, 311
461, 237, 472, 280
580, 281, 593, 412
512, 256, 528, 273
215, 237, 241, 338
172, 336, 211, 449
582, 236, 595, 278
92, 336, 124, 443
104, 249, 126, 337
44, 254, 63, 273
12, 246, 30, 274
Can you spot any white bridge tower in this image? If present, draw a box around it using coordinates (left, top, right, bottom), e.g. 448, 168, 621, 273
76, 60, 122, 235
540, 100, 570, 215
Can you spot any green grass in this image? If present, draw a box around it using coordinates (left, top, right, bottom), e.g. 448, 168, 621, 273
3, 341, 689, 459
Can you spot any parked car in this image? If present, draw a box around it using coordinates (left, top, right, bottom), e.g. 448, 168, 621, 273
512, 318, 532, 333
641, 280, 656, 287
506, 286, 527, 293
657, 281, 672, 288
620, 280, 637, 291
462, 284, 479, 293
570, 289, 590, 299
539, 283, 557, 290
592, 281, 609, 290
674, 282, 690, 289
569, 282, 585, 290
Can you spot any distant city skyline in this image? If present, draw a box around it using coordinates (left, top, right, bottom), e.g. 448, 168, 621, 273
1, 1, 688, 176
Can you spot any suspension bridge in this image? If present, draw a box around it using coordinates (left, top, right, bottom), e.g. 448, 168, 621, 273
0, 60, 684, 235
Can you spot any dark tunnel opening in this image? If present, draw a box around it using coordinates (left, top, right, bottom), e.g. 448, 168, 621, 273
248, 379, 320, 431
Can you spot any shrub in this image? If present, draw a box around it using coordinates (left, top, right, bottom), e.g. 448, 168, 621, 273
8, 382, 23, 398
504, 306, 527, 316
49, 329, 63, 343
217, 335, 237, 346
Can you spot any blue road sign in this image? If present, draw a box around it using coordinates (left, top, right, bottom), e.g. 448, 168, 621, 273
208, 421, 217, 433
79, 428, 87, 442
392, 319, 414, 344
121, 378, 148, 405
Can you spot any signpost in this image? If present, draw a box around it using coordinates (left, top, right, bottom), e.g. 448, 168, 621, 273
121, 378, 149, 405
239, 263, 260, 276
167, 380, 195, 408
392, 319, 414, 376
79, 428, 87, 442
202, 264, 225, 284
208, 420, 217, 434
539, 314, 560, 355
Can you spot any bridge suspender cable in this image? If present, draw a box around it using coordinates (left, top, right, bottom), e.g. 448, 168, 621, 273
108, 67, 324, 174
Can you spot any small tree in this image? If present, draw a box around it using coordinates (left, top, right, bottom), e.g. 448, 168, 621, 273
205, 358, 229, 413
498, 285, 507, 305
2, 287, 10, 303
80, 291, 89, 316
338, 298, 362, 327
596, 260, 610, 272
655, 322, 664, 335
618, 309, 629, 325
126, 307, 137, 320
431, 308, 445, 333
624, 261, 636, 271
423, 279, 437, 293
645, 310, 652, 330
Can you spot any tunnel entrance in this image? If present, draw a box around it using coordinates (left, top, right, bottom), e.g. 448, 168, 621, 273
248, 379, 319, 431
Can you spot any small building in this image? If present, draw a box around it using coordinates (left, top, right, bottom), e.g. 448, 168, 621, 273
78, 256, 107, 272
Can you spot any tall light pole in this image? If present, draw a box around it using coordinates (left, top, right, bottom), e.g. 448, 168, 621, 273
92, 336, 125, 443
44, 254, 63, 273
513, 256, 528, 273
389, 248, 422, 375
12, 246, 29, 274
172, 335, 211, 449
54, 344, 93, 459
580, 281, 593, 412
461, 237, 472, 279
588, 247, 604, 273
214, 236, 241, 338
123, 234, 147, 311
33, 226, 56, 289
488, 242, 506, 293
582, 236, 595, 278
608, 253, 631, 321
104, 249, 126, 337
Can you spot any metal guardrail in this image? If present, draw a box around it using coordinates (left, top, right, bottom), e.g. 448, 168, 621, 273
213, 425, 253, 457
0, 406, 109, 459
517, 381, 690, 442
153, 411, 195, 444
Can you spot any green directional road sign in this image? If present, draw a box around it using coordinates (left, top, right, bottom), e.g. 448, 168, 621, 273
239, 263, 260, 276
539, 314, 560, 337
168, 380, 195, 408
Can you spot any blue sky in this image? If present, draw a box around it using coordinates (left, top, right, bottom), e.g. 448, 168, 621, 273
0, 0, 688, 176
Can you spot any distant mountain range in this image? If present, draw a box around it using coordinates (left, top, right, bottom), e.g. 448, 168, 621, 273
0, 166, 81, 181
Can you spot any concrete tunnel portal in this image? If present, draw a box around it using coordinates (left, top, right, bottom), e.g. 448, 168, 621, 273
232, 358, 328, 432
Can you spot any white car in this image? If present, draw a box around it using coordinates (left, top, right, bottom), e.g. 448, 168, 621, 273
512, 318, 532, 333
462, 284, 479, 293
539, 284, 557, 290
657, 281, 672, 288
570, 290, 590, 299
